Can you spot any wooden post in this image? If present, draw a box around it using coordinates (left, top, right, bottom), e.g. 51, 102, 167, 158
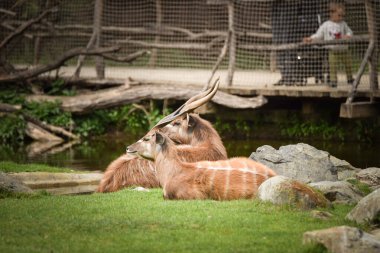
148, 0, 162, 67
226, 0, 236, 87
270, 51, 277, 72
94, 0, 104, 79
33, 36, 41, 65
33, 0, 51, 66
365, 0, 379, 92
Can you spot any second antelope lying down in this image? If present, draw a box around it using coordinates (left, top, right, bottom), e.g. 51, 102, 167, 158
127, 132, 276, 200
97, 114, 227, 192
97, 79, 226, 192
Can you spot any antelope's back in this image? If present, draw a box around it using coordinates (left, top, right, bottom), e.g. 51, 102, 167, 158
192, 157, 276, 200
195, 157, 276, 177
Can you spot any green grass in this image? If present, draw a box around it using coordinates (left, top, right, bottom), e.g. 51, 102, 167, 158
0, 161, 74, 173
0, 188, 361, 253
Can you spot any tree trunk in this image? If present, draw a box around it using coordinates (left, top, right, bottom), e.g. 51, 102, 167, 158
26, 82, 267, 114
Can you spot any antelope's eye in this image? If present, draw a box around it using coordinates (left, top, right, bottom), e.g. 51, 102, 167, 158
142, 137, 150, 141
173, 121, 180, 126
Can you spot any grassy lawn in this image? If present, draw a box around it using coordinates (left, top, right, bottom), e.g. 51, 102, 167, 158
0, 188, 360, 253
0, 161, 76, 173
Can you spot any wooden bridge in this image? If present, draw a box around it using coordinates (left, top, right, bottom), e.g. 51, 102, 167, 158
55, 66, 380, 118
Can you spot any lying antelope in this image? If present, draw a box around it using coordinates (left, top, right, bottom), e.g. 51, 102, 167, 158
97, 79, 227, 192
127, 132, 277, 200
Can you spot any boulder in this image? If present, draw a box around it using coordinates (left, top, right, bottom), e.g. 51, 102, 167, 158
250, 143, 340, 183
0, 172, 33, 194
356, 167, 380, 190
310, 210, 333, 220
303, 226, 380, 253
309, 181, 364, 204
329, 155, 360, 181
371, 229, 380, 241
257, 175, 330, 210
346, 189, 380, 225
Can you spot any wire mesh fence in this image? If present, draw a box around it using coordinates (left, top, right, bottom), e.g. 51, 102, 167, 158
0, 0, 378, 88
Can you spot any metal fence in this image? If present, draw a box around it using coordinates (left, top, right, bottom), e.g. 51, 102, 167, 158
0, 0, 378, 88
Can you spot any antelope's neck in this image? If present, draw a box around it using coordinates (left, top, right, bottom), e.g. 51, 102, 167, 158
155, 149, 184, 186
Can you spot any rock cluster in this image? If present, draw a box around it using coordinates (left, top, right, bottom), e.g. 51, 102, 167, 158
250, 143, 380, 253
303, 226, 380, 253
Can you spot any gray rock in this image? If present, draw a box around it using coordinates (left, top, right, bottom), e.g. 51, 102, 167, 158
303, 226, 380, 253
250, 143, 340, 183
310, 210, 333, 220
346, 189, 380, 225
330, 155, 360, 181
309, 181, 364, 204
356, 167, 380, 190
257, 175, 330, 210
0, 172, 33, 194
371, 229, 380, 241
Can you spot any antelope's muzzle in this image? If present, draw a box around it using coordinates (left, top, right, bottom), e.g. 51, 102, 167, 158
126, 146, 136, 154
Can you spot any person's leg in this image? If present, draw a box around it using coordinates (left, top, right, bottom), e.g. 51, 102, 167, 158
274, 51, 288, 85
328, 51, 338, 87
342, 50, 354, 84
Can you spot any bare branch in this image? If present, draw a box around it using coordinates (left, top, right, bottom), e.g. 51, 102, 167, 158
0, 45, 121, 82
0, 7, 58, 50
73, 31, 97, 79
102, 50, 150, 63
113, 39, 210, 50
0, 9, 16, 16
1, 22, 33, 39
206, 32, 230, 88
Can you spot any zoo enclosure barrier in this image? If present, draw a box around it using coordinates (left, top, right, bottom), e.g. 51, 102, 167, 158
0, 0, 379, 101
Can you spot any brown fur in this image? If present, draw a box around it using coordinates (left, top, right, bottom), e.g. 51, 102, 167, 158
97, 114, 227, 192
127, 132, 276, 200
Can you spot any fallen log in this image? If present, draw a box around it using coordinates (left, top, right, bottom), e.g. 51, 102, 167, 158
25, 122, 64, 143
0, 102, 79, 140
26, 82, 267, 114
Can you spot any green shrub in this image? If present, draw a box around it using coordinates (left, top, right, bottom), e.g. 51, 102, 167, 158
0, 115, 26, 144
24, 101, 73, 128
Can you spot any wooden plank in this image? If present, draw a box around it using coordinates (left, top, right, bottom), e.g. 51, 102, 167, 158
340, 102, 379, 118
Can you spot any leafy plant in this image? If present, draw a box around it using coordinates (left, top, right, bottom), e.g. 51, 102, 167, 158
47, 78, 76, 96
0, 115, 26, 144
0, 90, 25, 104
214, 117, 233, 136
24, 101, 73, 128
353, 119, 379, 143
75, 115, 107, 137
281, 118, 346, 141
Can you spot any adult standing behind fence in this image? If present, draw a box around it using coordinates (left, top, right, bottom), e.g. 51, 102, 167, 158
272, 0, 300, 86
303, 2, 354, 88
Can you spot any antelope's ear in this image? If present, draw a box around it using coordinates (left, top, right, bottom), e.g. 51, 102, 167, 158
155, 132, 166, 145
187, 114, 196, 128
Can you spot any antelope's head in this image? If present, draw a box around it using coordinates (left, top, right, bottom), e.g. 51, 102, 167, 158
161, 113, 199, 144
126, 132, 168, 161
126, 78, 219, 157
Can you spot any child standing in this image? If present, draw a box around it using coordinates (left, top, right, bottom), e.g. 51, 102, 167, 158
303, 2, 353, 87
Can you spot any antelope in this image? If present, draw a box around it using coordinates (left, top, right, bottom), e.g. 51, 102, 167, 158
97, 79, 227, 192
126, 132, 277, 200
